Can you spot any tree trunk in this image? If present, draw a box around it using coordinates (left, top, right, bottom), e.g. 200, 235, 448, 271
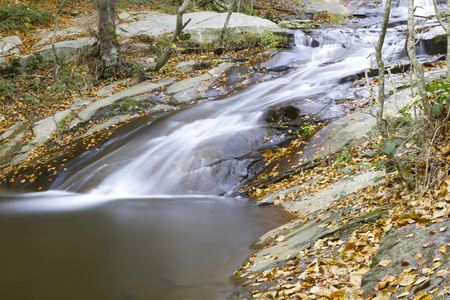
215, 0, 237, 55
375, 0, 416, 189
375, 0, 392, 143
98, 0, 119, 78
406, 0, 428, 113
153, 0, 190, 71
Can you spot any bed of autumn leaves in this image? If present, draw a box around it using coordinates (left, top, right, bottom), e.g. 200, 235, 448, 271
231, 138, 450, 299
230, 90, 450, 298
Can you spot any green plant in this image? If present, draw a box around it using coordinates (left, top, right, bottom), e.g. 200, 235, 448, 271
301, 122, 314, 136
0, 2, 53, 31
0, 79, 16, 102
333, 148, 351, 168
426, 78, 450, 116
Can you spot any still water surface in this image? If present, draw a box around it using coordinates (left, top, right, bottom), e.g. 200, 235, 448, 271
0, 193, 285, 300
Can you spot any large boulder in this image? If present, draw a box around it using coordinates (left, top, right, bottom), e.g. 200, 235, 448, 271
117, 11, 280, 44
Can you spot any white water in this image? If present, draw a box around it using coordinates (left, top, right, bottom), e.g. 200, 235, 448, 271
391, 0, 436, 17
47, 27, 409, 197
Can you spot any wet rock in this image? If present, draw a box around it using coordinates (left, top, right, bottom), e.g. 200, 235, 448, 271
261, 51, 303, 72
167, 73, 212, 95
416, 26, 447, 56
279, 20, 321, 29
148, 104, 176, 113
0, 36, 22, 63
263, 105, 301, 123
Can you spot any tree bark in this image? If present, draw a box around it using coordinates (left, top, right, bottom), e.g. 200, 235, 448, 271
375, 0, 416, 189
406, 0, 428, 113
98, 0, 119, 78
215, 0, 238, 55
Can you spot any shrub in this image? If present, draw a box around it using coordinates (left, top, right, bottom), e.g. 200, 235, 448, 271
0, 2, 53, 31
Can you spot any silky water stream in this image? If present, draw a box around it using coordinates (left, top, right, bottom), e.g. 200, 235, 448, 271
0, 7, 432, 300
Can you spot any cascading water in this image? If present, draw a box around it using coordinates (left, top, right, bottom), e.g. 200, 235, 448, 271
0, 0, 440, 298
390, 0, 436, 17
52, 28, 406, 196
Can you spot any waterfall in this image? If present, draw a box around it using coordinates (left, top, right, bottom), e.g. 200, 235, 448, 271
52, 28, 405, 197
390, 0, 436, 17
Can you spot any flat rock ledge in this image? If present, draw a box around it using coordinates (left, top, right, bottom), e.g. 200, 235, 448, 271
0, 62, 235, 166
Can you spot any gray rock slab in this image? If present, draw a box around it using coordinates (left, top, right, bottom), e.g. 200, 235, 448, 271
175, 60, 196, 72
279, 20, 321, 29
300, 88, 413, 163
309, 0, 350, 15
117, 11, 280, 44
77, 79, 174, 122
36, 37, 97, 62
281, 171, 383, 216
35, 27, 88, 47
81, 115, 137, 138
166, 73, 212, 94
207, 62, 234, 76
0, 36, 22, 63
147, 104, 176, 113
242, 201, 387, 274
117, 11, 176, 37
118, 11, 133, 20
96, 80, 128, 97
31, 109, 74, 146
360, 219, 450, 297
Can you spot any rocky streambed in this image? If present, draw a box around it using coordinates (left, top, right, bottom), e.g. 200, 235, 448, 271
1, 2, 450, 300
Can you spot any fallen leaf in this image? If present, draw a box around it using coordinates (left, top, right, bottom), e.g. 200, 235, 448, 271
378, 259, 392, 267
399, 274, 417, 286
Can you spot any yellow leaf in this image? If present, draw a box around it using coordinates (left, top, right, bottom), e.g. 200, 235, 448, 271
439, 244, 447, 253
399, 274, 417, 286
378, 259, 392, 267
396, 291, 409, 298
436, 269, 450, 278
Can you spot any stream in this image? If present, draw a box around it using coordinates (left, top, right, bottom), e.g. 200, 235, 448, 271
0, 1, 441, 299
